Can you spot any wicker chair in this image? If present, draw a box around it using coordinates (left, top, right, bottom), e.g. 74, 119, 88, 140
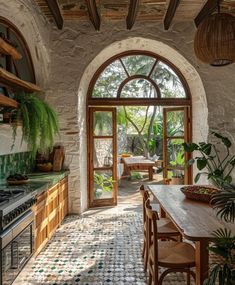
139, 185, 182, 271
145, 199, 196, 285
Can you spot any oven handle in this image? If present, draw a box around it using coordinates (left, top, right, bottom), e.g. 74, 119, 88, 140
11, 210, 34, 241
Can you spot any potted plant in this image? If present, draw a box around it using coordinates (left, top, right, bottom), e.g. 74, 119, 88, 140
94, 172, 115, 199
12, 91, 59, 158
183, 132, 235, 284
169, 150, 185, 185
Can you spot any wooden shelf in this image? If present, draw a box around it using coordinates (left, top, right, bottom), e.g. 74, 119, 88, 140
0, 38, 22, 60
0, 93, 18, 108
0, 67, 41, 92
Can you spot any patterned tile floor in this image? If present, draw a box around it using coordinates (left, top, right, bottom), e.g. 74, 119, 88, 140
13, 176, 219, 285
13, 206, 201, 285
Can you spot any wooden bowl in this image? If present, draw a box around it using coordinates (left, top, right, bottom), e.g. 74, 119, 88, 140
37, 164, 53, 172
180, 185, 219, 203
7, 179, 28, 185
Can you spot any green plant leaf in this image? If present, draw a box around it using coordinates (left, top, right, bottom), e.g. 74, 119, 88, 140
230, 158, 235, 166
194, 172, 201, 183
182, 142, 198, 152
200, 143, 212, 155
212, 132, 232, 148
197, 157, 207, 170
12, 91, 59, 158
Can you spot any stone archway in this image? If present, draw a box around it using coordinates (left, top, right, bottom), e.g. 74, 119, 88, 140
78, 37, 208, 212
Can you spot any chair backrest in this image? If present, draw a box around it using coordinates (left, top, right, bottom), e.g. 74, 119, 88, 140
139, 185, 150, 223
145, 199, 159, 268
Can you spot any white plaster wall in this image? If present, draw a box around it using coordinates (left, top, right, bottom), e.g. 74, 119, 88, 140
0, 125, 27, 154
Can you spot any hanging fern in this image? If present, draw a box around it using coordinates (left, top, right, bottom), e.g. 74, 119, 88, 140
12, 91, 59, 158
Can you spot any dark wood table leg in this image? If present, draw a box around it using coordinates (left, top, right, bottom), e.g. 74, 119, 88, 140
195, 240, 209, 285
148, 166, 153, 180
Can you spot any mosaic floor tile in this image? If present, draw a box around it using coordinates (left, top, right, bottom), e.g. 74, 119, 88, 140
13, 203, 221, 285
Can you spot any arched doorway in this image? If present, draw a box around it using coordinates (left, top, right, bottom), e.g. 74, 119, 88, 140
87, 51, 192, 208
77, 37, 208, 211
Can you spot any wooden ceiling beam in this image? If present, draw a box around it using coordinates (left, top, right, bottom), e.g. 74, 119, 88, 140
85, 0, 101, 31
126, 0, 140, 30
45, 0, 64, 29
194, 0, 223, 27
163, 0, 181, 30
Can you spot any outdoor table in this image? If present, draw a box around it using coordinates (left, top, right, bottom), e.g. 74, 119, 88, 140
121, 156, 155, 180
147, 184, 235, 285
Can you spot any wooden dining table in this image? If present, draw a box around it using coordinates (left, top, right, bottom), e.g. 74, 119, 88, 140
147, 184, 235, 285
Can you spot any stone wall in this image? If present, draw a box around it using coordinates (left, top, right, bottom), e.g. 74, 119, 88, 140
47, 22, 235, 213
1, 1, 235, 213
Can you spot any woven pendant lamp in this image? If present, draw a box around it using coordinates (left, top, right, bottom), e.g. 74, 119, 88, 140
194, 12, 235, 66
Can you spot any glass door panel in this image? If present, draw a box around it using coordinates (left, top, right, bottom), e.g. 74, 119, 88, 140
93, 138, 113, 168
166, 110, 184, 137
93, 111, 113, 136
163, 107, 192, 184
89, 107, 117, 207
93, 170, 114, 200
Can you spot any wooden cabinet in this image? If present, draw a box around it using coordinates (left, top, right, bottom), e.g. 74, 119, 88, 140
59, 178, 69, 222
33, 191, 48, 255
33, 177, 68, 256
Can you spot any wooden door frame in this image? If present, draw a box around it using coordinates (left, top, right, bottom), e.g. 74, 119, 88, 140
88, 107, 117, 208
163, 106, 192, 184
86, 51, 193, 208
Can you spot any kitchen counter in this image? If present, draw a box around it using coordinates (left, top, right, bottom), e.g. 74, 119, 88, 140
0, 170, 69, 190
28, 170, 70, 189
0, 170, 69, 215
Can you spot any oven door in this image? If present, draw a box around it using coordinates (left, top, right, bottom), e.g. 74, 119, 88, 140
0, 211, 34, 285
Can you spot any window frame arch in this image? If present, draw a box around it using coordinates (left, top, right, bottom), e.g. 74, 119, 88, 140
0, 16, 36, 83
88, 50, 191, 106
117, 75, 161, 99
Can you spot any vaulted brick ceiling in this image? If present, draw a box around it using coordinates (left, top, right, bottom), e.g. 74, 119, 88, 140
34, 0, 235, 30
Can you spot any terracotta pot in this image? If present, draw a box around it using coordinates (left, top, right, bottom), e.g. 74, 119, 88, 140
170, 177, 184, 185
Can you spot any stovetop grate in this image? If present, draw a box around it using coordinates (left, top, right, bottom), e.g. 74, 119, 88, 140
0, 190, 24, 205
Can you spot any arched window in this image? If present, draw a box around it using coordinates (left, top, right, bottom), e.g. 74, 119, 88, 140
88, 51, 191, 106
0, 17, 35, 83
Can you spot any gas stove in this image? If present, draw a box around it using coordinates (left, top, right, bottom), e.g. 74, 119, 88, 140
0, 186, 39, 231
0, 181, 47, 285
0, 189, 24, 206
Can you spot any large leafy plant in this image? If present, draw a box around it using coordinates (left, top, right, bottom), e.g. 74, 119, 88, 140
183, 132, 235, 189
94, 172, 115, 199
183, 132, 235, 284
12, 91, 59, 158
204, 228, 235, 285
94, 172, 115, 192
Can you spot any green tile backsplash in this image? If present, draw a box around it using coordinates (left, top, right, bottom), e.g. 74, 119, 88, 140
0, 152, 34, 180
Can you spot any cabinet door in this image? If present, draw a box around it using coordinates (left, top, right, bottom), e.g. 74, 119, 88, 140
59, 177, 68, 221
47, 184, 60, 239
33, 192, 48, 256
